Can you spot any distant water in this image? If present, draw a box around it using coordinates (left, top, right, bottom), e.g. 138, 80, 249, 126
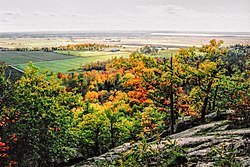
150, 32, 250, 37
0, 30, 250, 38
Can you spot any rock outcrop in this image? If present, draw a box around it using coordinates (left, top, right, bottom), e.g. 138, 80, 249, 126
74, 118, 250, 167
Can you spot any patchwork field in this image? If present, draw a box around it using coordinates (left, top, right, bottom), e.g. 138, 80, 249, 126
1, 31, 248, 74
0, 51, 131, 73
0, 51, 75, 65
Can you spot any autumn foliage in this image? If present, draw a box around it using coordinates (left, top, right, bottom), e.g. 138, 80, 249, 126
0, 40, 249, 166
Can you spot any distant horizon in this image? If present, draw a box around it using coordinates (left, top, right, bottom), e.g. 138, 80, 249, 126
0, 30, 250, 34
1, 0, 249, 33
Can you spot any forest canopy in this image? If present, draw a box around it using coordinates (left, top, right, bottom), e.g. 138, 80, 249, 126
0, 40, 249, 167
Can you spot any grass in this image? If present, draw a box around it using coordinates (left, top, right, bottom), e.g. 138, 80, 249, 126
0, 51, 75, 65
14, 51, 131, 73
0, 50, 178, 74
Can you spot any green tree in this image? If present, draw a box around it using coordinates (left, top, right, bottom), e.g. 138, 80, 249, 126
3, 63, 83, 167
0, 62, 16, 166
0, 62, 12, 108
78, 107, 110, 157
177, 40, 227, 122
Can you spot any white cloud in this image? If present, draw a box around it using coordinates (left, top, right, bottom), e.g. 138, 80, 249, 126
1, 19, 9, 23
0, 0, 249, 32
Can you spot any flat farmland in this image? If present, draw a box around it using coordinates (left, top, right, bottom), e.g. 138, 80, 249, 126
16, 57, 107, 73
1, 51, 131, 73
55, 50, 130, 58
0, 51, 75, 65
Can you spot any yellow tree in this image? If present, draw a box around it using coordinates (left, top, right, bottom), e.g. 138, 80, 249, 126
177, 39, 227, 122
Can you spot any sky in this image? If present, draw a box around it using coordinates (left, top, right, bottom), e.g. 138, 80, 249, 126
0, 0, 249, 32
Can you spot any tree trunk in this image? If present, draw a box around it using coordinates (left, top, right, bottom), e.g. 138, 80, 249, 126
212, 85, 219, 111
94, 127, 100, 156
201, 80, 213, 122
111, 122, 115, 148
170, 56, 175, 134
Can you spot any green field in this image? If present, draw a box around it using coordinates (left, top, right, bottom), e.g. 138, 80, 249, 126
1, 50, 177, 74
1, 51, 131, 73
0, 51, 75, 65
15, 55, 124, 73
0, 50, 179, 73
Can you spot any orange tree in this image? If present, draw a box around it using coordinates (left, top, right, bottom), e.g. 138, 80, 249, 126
139, 55, 185, 134
63, 54, 166, 148
2, 64, 83, 167
108, 54, 172, 134
66, 70, 133, 157
111, 53, 184, 134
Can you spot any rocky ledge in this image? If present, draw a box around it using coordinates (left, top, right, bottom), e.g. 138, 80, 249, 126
74, 119, 250, 167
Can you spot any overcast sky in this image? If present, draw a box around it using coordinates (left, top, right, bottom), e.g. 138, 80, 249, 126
0, 0, 249, 32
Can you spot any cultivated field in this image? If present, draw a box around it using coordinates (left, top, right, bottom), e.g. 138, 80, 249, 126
1, 31, 249, 74
1, 51, 131, 73
0, 51, 75, 65
0, 33, 249, 50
